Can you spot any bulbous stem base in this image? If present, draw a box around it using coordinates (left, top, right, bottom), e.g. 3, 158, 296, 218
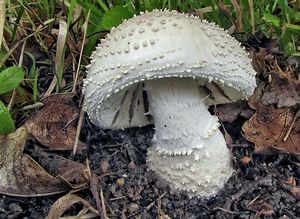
145, 78, 234, 196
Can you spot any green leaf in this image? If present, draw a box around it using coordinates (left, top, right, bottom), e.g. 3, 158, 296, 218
263, 13, 281, 27
0, 100, 15, 134
0, 66, 25, 94
101, 6, 133, 29
285, 23, 300, 32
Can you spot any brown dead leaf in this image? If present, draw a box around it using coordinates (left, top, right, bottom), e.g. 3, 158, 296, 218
254, 210, 274, 219
0, 127, 67, 196
243, 105, 300, 154
127, 186, 143, 201
0, 127, 88, 197
247, 80, 265, 109
216, 101, 253, 123
243, 68, 300, 155
30, 150, 89, 188
25, 93, 85, 150
46, 193, 99, 219
261, 73, 300, 108
88, 172, 108, 218
284, 176, 297, 187
283, 176, 300, 200
271, 59, 295, 79
290, 187, 300, 200
244, 194, 274, 219
250, 47, 272, 75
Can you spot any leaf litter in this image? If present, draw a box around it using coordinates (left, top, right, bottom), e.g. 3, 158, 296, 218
0, 126, 88, 197
24, 93, 85, 151
243, 66, 300, 155
46, 193, 99, 219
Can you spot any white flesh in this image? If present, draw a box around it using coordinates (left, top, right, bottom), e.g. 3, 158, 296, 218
145, 78, 234, 196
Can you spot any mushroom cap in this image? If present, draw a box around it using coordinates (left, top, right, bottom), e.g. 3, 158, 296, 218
83, 10, 256, 129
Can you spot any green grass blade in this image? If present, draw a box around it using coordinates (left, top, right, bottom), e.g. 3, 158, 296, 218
97, 0, 109, 11
0, 0, 5, 49
67, 0, 77, 28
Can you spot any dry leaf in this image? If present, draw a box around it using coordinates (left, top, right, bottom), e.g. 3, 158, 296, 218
46, 194, 99, 219
216, 101, 253, 123
283, 176, 300, 200
25, 93, 85, 150
30, 150, 89, 188
261, 73, 300, 108
290, 187, 300, 200
284, 176, 297, 187
243, 107, 300, 154
250, 47, 273, 75
0, 127, 88, 197
0, 127, 68, 196
243, 69, 300, 155
271, 59, 294, 79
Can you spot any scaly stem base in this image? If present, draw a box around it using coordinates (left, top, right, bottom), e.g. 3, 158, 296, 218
145, 78, 234, 196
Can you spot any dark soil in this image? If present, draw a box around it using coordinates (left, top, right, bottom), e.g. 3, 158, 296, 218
0, 114, 299, 219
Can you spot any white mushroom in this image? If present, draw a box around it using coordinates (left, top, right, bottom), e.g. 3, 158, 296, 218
83, 10, 257, 197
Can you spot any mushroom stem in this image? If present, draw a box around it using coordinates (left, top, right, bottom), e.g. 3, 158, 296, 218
145, 77, 221, 154
145, 78, 234, 196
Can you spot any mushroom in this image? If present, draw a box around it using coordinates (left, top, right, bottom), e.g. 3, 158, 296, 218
83, 10, 256, 197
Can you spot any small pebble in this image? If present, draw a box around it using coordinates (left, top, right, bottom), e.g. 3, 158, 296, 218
241, 156, 251, 165
110, 183, 117, 194
100, 160, 110, 173
128, 161, 136, 169
8, 203, 22, 212
290, 186, 300, 199
116, 178, 125, 187
128, 203, 139, 213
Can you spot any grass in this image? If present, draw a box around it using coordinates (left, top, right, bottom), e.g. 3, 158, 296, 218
0, 0, 299, 133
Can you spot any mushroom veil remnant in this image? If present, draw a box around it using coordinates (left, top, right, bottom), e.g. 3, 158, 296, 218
83, 10, 257, 197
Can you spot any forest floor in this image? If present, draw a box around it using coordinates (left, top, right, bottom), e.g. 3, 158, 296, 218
0, 33, 300, 219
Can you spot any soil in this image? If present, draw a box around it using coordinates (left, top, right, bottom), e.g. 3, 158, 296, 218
0, 114, 299, 219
